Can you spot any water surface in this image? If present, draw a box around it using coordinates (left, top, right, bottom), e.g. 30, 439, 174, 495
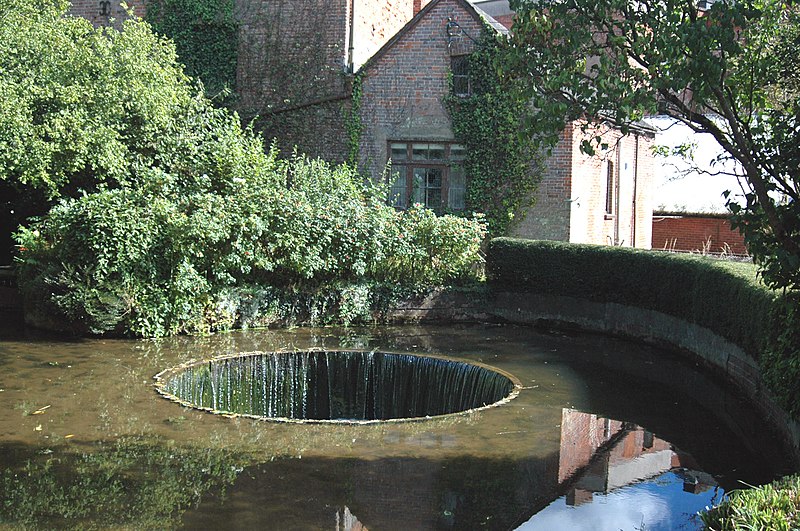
0, 324, 791, 529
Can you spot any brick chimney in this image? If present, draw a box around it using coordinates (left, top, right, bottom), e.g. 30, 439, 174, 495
413, 0, 421, 15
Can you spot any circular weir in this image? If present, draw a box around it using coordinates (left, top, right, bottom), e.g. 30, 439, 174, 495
154, 350, 520, 423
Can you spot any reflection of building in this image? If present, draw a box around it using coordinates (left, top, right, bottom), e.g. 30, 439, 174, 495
558, 409, 715, 505
336, 506, 368, 531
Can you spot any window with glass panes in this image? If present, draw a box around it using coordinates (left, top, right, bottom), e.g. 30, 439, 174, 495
388, 142, 467, 211
451, 55, 471, 97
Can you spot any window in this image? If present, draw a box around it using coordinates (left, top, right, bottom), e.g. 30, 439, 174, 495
388, 142, 467, 211
605, 160, 616, 216
451, 55, 471, 97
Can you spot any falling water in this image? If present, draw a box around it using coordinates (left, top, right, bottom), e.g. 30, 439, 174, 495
157, 351, 517, 421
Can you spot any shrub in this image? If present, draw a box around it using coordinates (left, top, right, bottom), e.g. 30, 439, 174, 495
7, 1, 486, 337
701, 474, 800, 530
486, 237, 775, 356
15, 155, 486, 337
0, 0, 194, 196
486, 237, 800, 419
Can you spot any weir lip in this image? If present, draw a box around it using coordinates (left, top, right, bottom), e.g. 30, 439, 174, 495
154, 349, 521, 424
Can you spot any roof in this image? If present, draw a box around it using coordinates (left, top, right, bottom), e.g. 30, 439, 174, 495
358, 0, 508, 74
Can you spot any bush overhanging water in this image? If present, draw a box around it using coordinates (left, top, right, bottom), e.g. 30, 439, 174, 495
7, 2, 485, 337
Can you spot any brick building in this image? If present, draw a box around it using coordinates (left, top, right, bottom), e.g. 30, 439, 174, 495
234, 0, 432, 162
355, 0, 655, 246
69, 0, 146, 27
68, 0, 656, 247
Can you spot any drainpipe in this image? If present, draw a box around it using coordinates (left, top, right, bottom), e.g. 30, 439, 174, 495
347, 0, 355, 73
631, 134, 639, 247
413, 0, 422, 15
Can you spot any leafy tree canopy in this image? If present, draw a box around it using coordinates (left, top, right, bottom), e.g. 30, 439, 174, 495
0, 0, 263, 199
503, 0, 800, 290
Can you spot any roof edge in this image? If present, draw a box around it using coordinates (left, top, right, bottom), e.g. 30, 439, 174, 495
358, 0, 506, 75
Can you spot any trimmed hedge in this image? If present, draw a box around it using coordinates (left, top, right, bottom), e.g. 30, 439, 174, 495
487, 238, 774, 356
486, 238, 800, 418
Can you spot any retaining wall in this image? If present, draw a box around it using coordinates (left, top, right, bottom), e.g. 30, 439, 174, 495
385, 285, 800, 466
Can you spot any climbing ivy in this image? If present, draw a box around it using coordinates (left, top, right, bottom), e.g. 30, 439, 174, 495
145, 0, 238, 105
346, 72, 364, 167
445, 30, 541, 236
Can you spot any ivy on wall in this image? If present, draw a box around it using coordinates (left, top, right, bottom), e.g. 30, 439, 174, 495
346, 72, 364, 167
445, 31, 541, 236
145, 0, 238, 105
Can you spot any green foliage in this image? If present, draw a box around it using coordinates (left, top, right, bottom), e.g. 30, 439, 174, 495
0, 437, 245, 529
487, 238, 775, 355
0, 0, 193, 198
487, 238, 800, 418
701, 473, 800, 530
15, 154, 486, 337
346, 73, 364, 167
504, 0, 800, 290
145, 0, 238, 104
445, 31, 541, 236
761, 293, 800, 418
7, 0, 485, 337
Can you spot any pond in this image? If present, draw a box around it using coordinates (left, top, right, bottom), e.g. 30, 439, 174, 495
0, 322, 792, 530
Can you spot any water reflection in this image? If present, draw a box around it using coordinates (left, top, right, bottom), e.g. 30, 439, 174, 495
0, 324, 789, 529
518, 409, 724, 530
0, 410, 720, 530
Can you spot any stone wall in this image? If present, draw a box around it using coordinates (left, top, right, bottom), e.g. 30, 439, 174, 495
489, 291, 800, 465
383, 283, 800, 465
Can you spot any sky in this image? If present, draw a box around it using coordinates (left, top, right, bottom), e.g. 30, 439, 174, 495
516, 471, 721, 531
646, 116, 747, 214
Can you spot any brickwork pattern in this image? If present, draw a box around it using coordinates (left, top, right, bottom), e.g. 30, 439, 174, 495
652, 215, 747, 254
357, 0, 484, 180
235, 0, 416, 161
514, 124, 654, 248
69, 0, 147, 27
235, 0, 351, 119
512, 127, 573, 241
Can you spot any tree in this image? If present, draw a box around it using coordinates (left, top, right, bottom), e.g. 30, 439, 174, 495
0, 0, 194, 196
0, 0, 266, 262
503, 0, 800, 290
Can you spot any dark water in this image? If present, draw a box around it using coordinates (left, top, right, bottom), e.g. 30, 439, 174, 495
0, 323, 793, 530
157, 351, 516, 421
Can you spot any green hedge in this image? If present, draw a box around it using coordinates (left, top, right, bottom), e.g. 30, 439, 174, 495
487, 238, 774, 356
486, 238, 800, 418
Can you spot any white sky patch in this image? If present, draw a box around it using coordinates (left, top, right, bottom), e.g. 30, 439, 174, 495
516, 487, 671, 531
646, 116, 747, 213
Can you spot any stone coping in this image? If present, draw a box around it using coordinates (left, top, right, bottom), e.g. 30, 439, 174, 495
386, 287, 799, 465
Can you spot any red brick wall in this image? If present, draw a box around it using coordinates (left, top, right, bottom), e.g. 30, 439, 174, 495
652, 214, 747, 255
357, 0, 485, 179
69, 0, 147, 27
512, 126, 574, 242
235, 0, 416, 162
513, 123, 654, 248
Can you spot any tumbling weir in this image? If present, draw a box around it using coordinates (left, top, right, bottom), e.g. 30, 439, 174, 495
154, 350, 521, 423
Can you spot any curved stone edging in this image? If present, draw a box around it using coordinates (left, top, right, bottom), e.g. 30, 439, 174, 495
489, 290, 800, 465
